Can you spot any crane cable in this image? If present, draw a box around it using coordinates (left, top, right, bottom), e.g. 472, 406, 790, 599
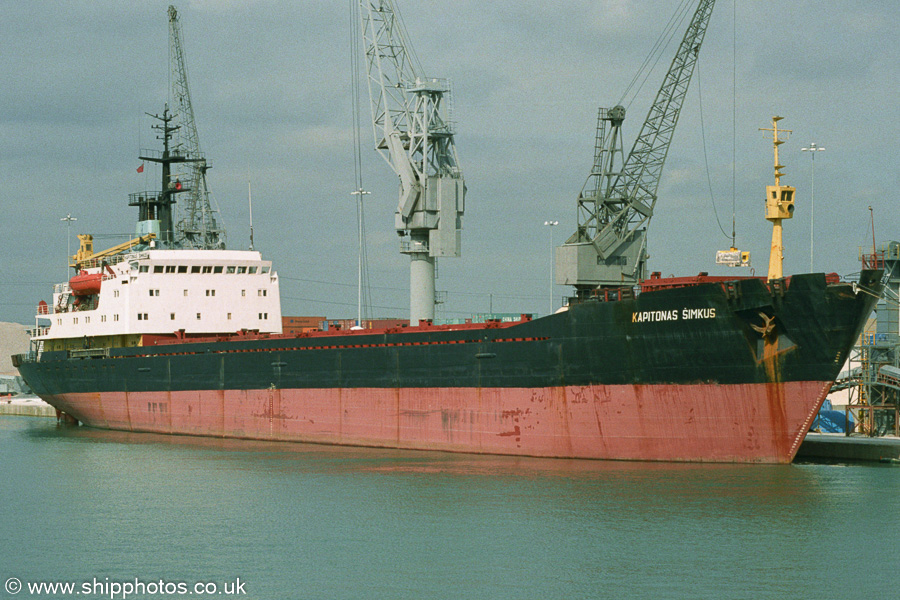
731, 0, 737, 249
350, 1, 364, 192
696, 0, 738, 243
617, 0, 693, 109
619, 0, 735, 243
696, 59, 731, 241
390, 0, 425, 77
350, 0, 373, 322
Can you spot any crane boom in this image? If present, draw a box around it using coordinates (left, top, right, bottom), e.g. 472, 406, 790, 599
359, 0, 465, 324
557, 0, 716, 295
71, 233, 157, 269
168, 5, 226, 250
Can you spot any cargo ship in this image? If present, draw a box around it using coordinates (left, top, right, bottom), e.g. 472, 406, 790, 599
12, 1, 884, 463
13, 238, 881, 462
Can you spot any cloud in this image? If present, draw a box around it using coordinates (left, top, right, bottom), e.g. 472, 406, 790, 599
1, 0, 897, 325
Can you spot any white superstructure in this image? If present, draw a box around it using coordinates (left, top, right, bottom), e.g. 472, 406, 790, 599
35, 249, 281, 347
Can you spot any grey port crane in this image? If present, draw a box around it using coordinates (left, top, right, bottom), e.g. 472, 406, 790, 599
168, 5, 226, 250
556, 0, 716, 298
358, 0, 466, 325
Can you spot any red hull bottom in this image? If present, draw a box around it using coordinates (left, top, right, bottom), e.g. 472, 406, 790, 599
46, 382, 830, 463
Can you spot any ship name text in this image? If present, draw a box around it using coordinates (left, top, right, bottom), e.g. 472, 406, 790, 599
631, 308, 716, 323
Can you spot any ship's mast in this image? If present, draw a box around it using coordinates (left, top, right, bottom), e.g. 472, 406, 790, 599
134, 106, 192, 244
557, 0, 716, 297
359, 0, 465, 325
760, 116, 795, 281
168, 5, 226, 250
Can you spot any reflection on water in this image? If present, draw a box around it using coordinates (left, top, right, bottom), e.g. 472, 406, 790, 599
2, 417, 899, 600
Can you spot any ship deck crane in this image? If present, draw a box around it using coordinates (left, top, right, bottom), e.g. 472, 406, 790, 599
557, 0, 716, 298
359, 0, 465, 325
167, 5, 225, 250
71, 233, 156, 269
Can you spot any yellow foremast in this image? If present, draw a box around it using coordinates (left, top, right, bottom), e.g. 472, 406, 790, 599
760, 116, 796, 281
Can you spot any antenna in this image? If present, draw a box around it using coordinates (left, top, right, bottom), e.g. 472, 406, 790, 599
248, 179, 254, 251
869, 206, 876, 257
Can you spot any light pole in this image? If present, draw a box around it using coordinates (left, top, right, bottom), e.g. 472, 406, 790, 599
61, 213, 77, 274
800, 143, 825, 272
544, 220, 558, 314
351, 188, 371, 327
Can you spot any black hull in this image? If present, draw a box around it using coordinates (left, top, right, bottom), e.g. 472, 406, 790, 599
19, 272, 878, 395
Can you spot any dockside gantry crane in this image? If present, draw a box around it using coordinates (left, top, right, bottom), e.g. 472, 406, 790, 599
359, 0, 465, 325
556, 0, 716, 298
167, 5, 225, 250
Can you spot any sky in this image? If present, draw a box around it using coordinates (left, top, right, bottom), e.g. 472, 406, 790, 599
2, 0, 898, 326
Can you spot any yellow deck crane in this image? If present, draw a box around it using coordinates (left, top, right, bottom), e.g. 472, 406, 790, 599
70, 233, 156, 269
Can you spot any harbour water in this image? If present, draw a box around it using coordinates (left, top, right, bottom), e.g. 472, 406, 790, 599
2, 416, 898, 600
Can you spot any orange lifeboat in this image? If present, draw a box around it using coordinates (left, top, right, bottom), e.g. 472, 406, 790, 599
69, 271, 103, 296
